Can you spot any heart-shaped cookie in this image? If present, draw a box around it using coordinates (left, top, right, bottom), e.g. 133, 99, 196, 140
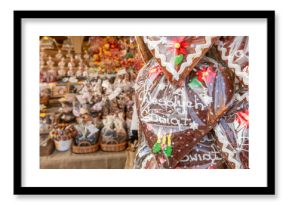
143, 36, 217, 86
214, 92, 249, 169
216, 36, 249, 88
135, 57, 235, 168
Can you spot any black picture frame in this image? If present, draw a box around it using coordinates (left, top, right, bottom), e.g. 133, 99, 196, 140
14, 10, 275, 195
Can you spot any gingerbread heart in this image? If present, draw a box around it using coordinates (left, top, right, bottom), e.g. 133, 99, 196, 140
214, 92, 249, 169
135, 57, 235, 168
216, 36, 249, 88
143, 36, 217, 86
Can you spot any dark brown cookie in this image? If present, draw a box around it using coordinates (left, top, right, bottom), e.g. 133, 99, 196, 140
135, 57, 235, 168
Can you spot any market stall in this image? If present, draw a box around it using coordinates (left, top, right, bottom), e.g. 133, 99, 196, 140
39, 36, 142, 169
39, 36, 249, 169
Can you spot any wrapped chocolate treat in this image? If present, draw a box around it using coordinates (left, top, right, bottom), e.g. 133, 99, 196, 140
100, 116, 117, 144
57, 99, 75, 123
74, 123, 99, 146
90, 95, 104, 115
216, 36, 249, 91
100, 115, 128, 152
114, 112, 128, 142
214, 92, 249, 169
40, 113, 53, 134
143, 36, 218, 86
101, 115, 127, 144
135, 56, 235, 168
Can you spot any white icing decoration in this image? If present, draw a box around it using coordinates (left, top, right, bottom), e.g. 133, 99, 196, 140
234, 92, 249, 102
143, 36, 214, 81
193, 87, 212, 106
136, 77, 205, 130
180, 144, 222, 164
189, 121, 198, 131
232, 120, 249, 152
158, 82, 166, 90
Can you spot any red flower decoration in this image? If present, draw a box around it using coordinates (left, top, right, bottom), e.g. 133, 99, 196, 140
196, 66, 216, 83
235, 110, 249, 128
169, 37, 188, 55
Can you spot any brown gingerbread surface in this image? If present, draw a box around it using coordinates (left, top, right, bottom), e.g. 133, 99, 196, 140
135, 56, 235, 168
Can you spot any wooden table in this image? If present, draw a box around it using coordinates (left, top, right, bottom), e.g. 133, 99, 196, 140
40, 150, 127, 169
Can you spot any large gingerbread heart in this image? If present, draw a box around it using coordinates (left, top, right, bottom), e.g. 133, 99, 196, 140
216, 36, 249, 88
143, 36, 217, 86
135, 56, 235, 168
214, 92, 249, 169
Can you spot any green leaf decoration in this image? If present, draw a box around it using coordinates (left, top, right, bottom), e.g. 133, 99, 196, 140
175, 54, 184, 65
125, 52, 134, 59
152, 142, 162, 153
164, 145, 173, 157
188, 77, 202, 89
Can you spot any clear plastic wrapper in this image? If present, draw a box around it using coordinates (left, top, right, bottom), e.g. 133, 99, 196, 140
54, 97, 75, 123
40, 113, 53, 134
133, 130, 159, 169
135, 56, 235, 168
100, 115, 127, 145
214, 92, 249, 169
74, 123, 99, 146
